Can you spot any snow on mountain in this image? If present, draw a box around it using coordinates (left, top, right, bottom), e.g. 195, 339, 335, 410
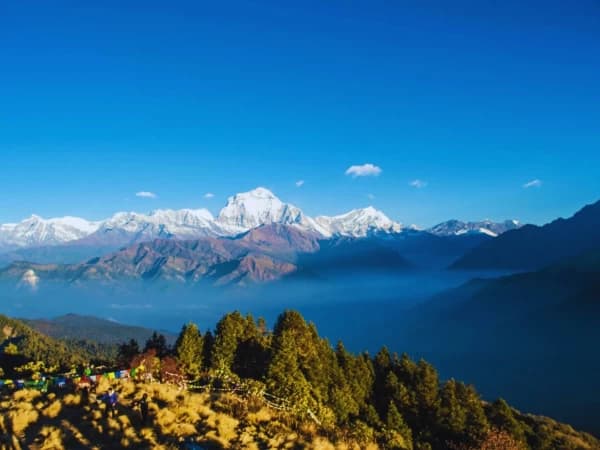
427, 219, 520, 237
0, 215, 101, 249
216, 187, 329, 235
88, 208, 224, 244
315, 207, 403, 238
0, 188, 420, 251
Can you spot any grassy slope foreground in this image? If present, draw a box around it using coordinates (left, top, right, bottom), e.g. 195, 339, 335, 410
0, 379, 597, 450
0, 378, 348, 450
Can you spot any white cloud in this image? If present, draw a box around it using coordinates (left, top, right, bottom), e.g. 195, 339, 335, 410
295, 180, 305, 187
204, 192, 215, 199
345, 163, 382, 178
523, 179, 542, 189
409, 179, 427, 189
135, 191, 157, 199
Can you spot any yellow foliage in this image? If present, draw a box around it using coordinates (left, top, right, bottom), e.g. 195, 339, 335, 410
13, 388, 41, 403
42, 399, 62, 418
0, 380, 371, 450
216, 414, 239, 442
309, 437, 336, 450
62, 393, 80, 406
248, 406, 272, 424
118, 414, 132, 429
38, 425, 65, 449
10, 405, 39, 435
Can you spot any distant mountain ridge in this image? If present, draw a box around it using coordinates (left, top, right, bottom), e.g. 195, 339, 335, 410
0, 224, 319, 287
452, 199, 600, 270
427, 219, 520, 237
24, 313, 176, 345
0, 224, 414, 287
0, 215, 100, 251
0, 188, 402, 251
0, 187, 519, 255
408, 248, 600, 434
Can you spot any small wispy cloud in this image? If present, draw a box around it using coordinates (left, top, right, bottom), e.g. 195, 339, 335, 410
367, 193, 375, 200
523, 179, 542, 189
204, 192, 215, 199
345, 163, 382, 178
409, 179, 428, 189
109, 303, 153, 310
135, 191, 157, 199
295, 180, 305, 187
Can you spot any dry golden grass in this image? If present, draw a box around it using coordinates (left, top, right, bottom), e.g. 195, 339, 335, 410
247, 406, 272, 424
41, 400, 62, 419
0, 381, 375, 449
37, 425, 64, 450
9, 403, 39, 435
308, 437, 337, 450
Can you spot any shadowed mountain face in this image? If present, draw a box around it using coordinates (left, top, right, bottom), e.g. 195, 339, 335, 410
0, 225, 318, 286
0, 224, 501, 287
452, 199, 600, 270
405, 249, 600, 434
0, 245, 120, 269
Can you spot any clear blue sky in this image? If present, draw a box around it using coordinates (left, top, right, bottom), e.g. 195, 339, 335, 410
1, 1, 599, 227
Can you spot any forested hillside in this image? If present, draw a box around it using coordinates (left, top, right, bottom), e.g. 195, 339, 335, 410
2, 310, 597, 449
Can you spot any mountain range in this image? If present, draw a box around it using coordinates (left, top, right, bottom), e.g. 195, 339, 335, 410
452, 199, 600, 270
0, 187, 518, 255
0, 224, 412, 287
402, 247, 600, 434
3, 194, 599, 290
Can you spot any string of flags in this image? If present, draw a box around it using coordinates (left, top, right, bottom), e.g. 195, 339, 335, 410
0, 367, 141, 392
0, 367, 322, 425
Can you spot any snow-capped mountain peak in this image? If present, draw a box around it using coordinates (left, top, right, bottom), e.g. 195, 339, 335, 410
92, 207, 223, 242
315, 207, 403, 237
0, 214, 101, 249
216, 187, 310, 233
427, 219, 521, 237
3, 188, 526, 253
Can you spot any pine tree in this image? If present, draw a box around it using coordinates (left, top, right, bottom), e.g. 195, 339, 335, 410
386, 400, 413, 449
414, 359, 441, 428
374, 346, 392, 375
175, 323, 204, 379
272, 310, 334, 406
439, 379, 467, 440
211, 311, 246, 374
336, 344, 374, 414
373, 346, 393, 415
117, 338, 140, 367
487, 398, 526, 443
457, 383, 489, 445
329, 353, 359, 424
396, 352, 417, 385
144, 332, 169, 358
232, 314, 270, 380
266, 329, 311, 411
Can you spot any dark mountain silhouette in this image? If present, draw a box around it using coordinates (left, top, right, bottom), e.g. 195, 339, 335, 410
451, 199, 600, 270
24, 313, 176, 346
406, 249, 600, 434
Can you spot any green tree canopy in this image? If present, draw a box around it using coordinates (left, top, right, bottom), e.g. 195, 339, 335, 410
175, 323, 204, 379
